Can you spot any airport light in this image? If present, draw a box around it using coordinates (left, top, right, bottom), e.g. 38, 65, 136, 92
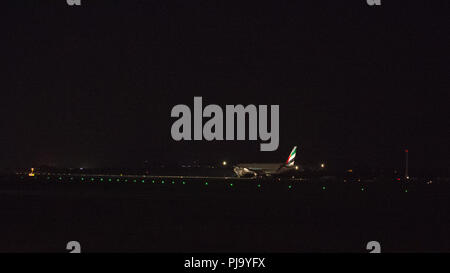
205, 182, 208, 186
320, 163, 325, 168
288, 185, 292, 189
28, 168, 35, 177
141, 179, 145, 183
230, 183, 234, 187
182, 181, 186, 185
257, 184, 261, 188
322, 186, 326, 190
161, 180, 165, 184
295, 166, 299, 170
222, 161, 227, 166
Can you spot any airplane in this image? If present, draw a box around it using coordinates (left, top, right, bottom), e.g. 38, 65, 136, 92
233, 146, 299, 178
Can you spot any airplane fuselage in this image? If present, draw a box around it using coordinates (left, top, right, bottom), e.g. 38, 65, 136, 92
234, 163, 293, 177
233, 146, 298, 178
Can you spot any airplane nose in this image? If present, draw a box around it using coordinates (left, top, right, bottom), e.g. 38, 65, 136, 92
233, 167, 243, 177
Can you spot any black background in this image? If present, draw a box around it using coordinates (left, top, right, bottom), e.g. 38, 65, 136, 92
2, 0, 448, 172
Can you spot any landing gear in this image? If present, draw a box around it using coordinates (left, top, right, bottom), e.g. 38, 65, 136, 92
255, 174, 271, 180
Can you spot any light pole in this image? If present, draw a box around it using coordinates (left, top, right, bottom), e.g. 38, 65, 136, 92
405, 149, 409, 179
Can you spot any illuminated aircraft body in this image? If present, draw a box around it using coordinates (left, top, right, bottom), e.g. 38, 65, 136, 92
233, 146, 298, 178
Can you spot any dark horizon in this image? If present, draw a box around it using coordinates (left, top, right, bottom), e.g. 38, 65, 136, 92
2, 1, 448, 172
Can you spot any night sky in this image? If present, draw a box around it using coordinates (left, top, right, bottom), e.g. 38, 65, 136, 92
2, 0, 448, 171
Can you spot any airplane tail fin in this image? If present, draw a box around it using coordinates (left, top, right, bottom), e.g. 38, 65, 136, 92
286, 146, 297, 167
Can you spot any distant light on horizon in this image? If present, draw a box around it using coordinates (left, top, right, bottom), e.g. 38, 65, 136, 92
222, 161, 227, 166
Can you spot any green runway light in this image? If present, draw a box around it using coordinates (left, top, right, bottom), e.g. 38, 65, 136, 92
257, 184, 261, 188
172, 181, 175, 184
47, 177, 50, 180
59, 177, 62, 180
182, 181, 186, 185
205, 182, 208, 186
108, 178, 112, 182
100, 178, 104, 181
322, 186, 326, 190
141, 179, 145, 183
161, 180, 165, 184
230, 183, 234, 187
361, 187, 365, 191
116, 179, 120, 182
288, 185, 292, 189
91, 178, 94, 181
405, 189, 408, 193
70, 177, 74, 180
81, 178, 85, 181
152, 180, 155, 183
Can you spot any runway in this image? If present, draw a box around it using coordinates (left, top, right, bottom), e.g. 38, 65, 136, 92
1, 173, 450, 252
17, 172, 310, 181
